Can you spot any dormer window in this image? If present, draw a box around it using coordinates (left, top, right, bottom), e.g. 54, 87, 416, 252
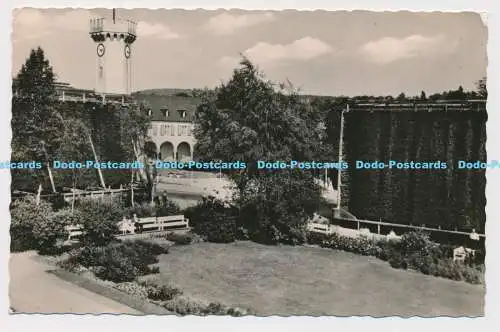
178, 110, 187, 119
161, 107, 169, 117
147, 109, 152, 116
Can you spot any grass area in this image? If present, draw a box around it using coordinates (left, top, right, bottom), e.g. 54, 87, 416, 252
156, 241, 484, 317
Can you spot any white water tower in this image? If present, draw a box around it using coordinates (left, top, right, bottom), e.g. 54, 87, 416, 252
89, 9, 137, 95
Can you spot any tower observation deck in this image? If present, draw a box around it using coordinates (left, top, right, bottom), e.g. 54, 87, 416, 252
89, 9, 137, 96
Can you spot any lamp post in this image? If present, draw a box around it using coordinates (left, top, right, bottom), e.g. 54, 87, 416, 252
336, 104, 348, 214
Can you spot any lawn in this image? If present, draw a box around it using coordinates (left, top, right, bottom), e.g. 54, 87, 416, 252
156, 241, 484, 317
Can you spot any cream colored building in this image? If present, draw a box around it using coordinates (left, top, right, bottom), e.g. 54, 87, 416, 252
138, 94, 200, 162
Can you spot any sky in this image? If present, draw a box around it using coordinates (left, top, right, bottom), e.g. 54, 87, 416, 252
11, 8, 488, 96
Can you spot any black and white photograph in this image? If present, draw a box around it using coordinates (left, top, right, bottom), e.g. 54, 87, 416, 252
8, 6, 488, 317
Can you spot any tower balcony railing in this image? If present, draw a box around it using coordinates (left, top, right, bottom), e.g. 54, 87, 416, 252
89, 18, 137, 36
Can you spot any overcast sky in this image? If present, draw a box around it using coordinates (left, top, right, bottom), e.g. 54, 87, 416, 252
12, 8, 487, 96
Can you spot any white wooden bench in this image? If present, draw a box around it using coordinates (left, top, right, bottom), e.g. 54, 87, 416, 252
136, 217, 158, 232
136, 215, 190, 233
307, 223, 332, 234
64, 215, 190, 240
65, 225, 83, 241
156, 215, 189, 231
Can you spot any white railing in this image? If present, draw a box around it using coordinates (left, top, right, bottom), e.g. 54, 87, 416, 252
62, 188, 130, 202
307, 222, 400, 242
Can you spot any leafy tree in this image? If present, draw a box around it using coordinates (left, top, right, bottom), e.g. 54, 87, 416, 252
396, 92, 406, 101
120, 102, 156, 201
52, 118, 94, 190
420, 91, 427, 100
12, 47, 64, 162
476, 77, 487, 99
193, 58, 324, 244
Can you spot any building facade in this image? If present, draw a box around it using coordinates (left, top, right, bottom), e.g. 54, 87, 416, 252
138, 94, 200, 162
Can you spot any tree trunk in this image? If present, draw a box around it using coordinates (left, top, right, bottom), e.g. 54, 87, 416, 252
132, 139, 155, 202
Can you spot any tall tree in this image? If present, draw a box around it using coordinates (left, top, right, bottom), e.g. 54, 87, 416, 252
12, 47, 64, 193
194, 58, 323, 244
12, 47, 63, 162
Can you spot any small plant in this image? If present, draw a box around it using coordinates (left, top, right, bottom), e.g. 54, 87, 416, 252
137, 280, 183, 301
115, 282, 149, 299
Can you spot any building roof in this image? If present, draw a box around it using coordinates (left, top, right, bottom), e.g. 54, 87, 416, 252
135, 94, 201, 122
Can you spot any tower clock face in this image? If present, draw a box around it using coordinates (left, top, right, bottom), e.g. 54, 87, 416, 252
124, 45, 131, 59
97, 43, 105, 57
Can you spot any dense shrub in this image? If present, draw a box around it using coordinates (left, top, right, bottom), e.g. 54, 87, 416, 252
184, 196, 238, 243
10, 197, 51, 252
136, 279, 183, 301
128, 199, 181, 218
162, 296, 207, 315
388, 252, 408, 269
162, 296, 252, 316
9, 197, 70, 254
165, 232, 193, 245
238, 171, 321, 245
320, 233, 379, 256
399, 231, 432, 256
66, 240, 165, 282
35, 208, 82, 254
129, 202, 155, 218
306, 231, 329, 246
306, 229, 485, 284
76, 198, 123, 246
155, 199, 181, 217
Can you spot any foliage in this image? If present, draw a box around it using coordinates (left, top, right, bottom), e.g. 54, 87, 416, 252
129, 202, 156, 218
162, 296, 252, 316
69, 240, 166, 282
136, 279, 183, 301
338, 106, 487, 232
306, 229, 484, 284
75, 198, 123, 246
11, 47, 153, 193
10, 198, 83, 254
317, 233, 380, 256
10, 197, 53, 252
114, 282, 149, 300
32, 207, 76, 254
398, 231, 433, 256
12, 47, 63, 161
239, 170, 321, 245
184, 196, 238, 243
51, 118, 94, 190
165, 232, 193, 245
155, 196, 181, 216
193, 58, 326, 245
